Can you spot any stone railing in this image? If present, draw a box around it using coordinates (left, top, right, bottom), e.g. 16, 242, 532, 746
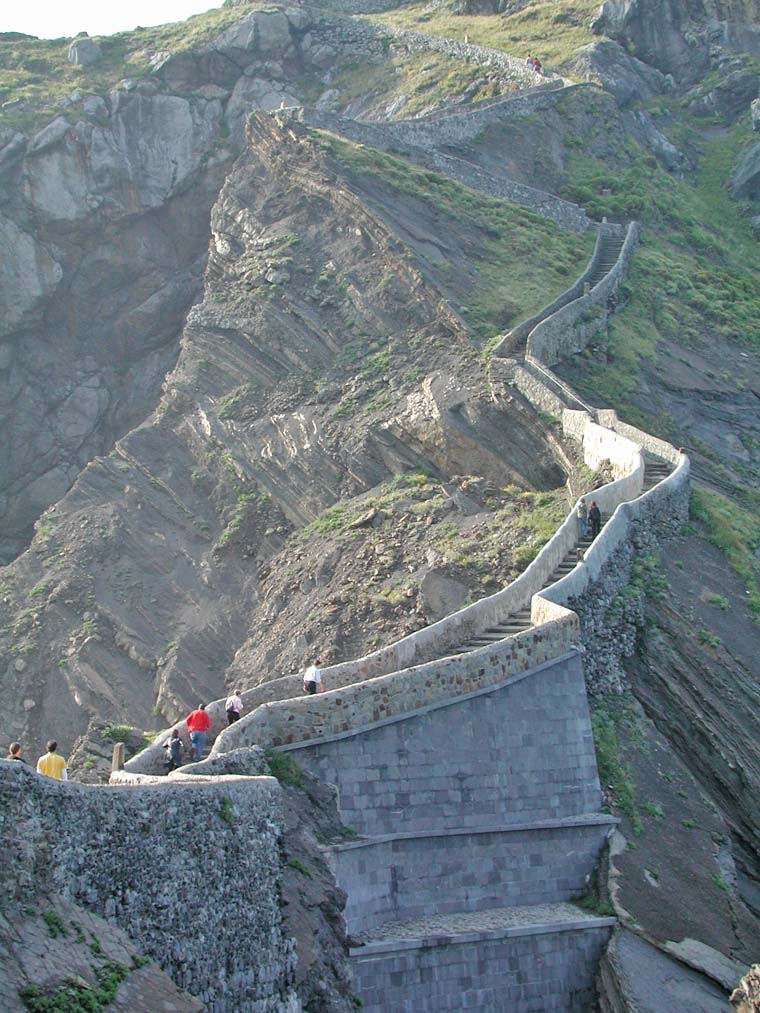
124, 379, 681, 771
300, 110, 592, 231
493, 223, 620, 357
214, 618, 579, 750
122, 205, 686, 773
525, 222, 639, 366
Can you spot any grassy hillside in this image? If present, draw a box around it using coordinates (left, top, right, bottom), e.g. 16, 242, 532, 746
369, 0, 602, 72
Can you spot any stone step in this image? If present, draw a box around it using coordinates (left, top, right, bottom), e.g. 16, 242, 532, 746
349, 903, 616, 1013
336, 816, 618, 937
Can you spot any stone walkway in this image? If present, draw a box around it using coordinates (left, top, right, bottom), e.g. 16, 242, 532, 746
357, 901, 603, 944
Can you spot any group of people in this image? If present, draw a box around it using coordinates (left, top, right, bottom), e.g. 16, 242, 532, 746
7, 739, 68, 780
526, 53, 544, 74
576, 497, 602, 540
164, 661, 325, 770
6, 661, 327, 779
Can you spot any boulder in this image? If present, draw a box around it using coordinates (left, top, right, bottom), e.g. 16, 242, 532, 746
731, 964, 760, 1011
419, 568, 470, 622
68, 34, 101, 67
687, 70, 759, 123
566, 40, 668, 106
732, 140, 760, 199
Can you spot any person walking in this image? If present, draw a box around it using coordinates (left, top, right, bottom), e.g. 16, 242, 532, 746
303, 660, 323, 695
164, 729, 184, 771
36, 740, 68, 780
589, 501, 602, 539
7, 743, 27, 763
576, 497, 588, 539
186, 704, 211, 762
225, 689, 243, 725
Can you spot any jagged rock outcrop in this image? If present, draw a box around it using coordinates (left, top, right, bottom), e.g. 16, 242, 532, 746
567, 39, 670, 105
591, 0, 760, 83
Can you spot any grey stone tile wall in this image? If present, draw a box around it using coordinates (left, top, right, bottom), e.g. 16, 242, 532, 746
336, 820, 614, 934
351, 924, 613, 1012
287, 652, 600, 836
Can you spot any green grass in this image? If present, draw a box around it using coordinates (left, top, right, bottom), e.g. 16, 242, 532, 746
591, 700, 641, 833
266, 750, 303, 787
101, 724, 131, 743
287, 857, 313, 878
219, 796, 234, 827
313, 130, 594, 341
19, 958, 139, 1012
369, 0, 602, 73
303, 50, 514, 120
690, 487, 760, 616
42, 911, 67, 939
0, 4, 259, 131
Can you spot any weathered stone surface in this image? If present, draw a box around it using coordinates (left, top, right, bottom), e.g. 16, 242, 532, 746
567, 40, 668, 106
418, 567, 469, 621
731, 964, 760, 1011
732, 139, 760, 198
68, 34, 102, 67
687, 69, 759, 121
0, 762, 298, 1010
752, 97, 760, 130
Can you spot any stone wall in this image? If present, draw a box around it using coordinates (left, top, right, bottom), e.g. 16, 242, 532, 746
303, 91, 593, 231
271, 651, 601, 833
351, 921, 615, 1013
336, 816, 616, 934
215, 620, 578, 751
524, 222, 639, 366
0, 762, 299, 1013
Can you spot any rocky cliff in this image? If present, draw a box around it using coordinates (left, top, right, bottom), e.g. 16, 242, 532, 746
3, 0, 760, 1007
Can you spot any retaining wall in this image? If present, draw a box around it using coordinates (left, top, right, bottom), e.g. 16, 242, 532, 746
523, 222, 639, 366
271, 651, 601, 835
304, 91, 593, 231
351, 920, 615, 1013
0, 762, 298, 1012
336, 816, 616, 934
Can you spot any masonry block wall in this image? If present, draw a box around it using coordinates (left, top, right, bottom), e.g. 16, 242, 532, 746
0, 764, 299, 1012
281, 651, 601, 837
335, 818, 616, 934
351, 923, 613, 1013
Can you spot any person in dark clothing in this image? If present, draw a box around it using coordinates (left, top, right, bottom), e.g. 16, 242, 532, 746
164, 729, 184, 771
588, 501, 602, 539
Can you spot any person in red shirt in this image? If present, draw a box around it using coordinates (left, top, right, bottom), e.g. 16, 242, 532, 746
186, 704, 211, 761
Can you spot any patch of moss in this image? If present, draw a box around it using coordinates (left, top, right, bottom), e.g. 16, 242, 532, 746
266, 750, 303, 788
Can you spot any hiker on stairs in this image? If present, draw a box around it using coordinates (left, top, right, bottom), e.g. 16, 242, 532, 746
186, 704, 211, 761
576, 497, 588, 539
588, 501, 602, 539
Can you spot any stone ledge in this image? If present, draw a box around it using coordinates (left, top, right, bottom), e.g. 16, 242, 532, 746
332, 812, 619, 850
350, 906, 617, 956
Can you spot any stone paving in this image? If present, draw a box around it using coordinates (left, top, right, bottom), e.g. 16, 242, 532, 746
357, 902, 604, 944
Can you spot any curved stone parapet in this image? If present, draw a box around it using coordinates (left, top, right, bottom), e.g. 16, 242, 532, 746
525, 222, 639, 366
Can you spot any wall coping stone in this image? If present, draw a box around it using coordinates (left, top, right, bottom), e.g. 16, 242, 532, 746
332, 813, 619, 851
350, 917, 618, 957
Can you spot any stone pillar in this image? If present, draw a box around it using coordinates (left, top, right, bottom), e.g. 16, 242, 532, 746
112, 742, 125, 771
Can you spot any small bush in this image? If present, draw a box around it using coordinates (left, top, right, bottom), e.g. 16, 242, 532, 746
266, 750, 303, 788
287, 858, 312, 878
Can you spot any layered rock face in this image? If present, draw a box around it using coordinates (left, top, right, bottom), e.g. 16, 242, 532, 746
0, 7, 348, 563
0, 110, 567, 754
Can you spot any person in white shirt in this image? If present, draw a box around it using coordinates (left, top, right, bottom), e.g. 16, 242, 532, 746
225, 689, 243, 725
303, 662, 323, 695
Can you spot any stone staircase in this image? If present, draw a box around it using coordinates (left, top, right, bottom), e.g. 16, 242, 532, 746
283, 647, 618, 1012
586, 231, 625, 289
442, 457, 670, 659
